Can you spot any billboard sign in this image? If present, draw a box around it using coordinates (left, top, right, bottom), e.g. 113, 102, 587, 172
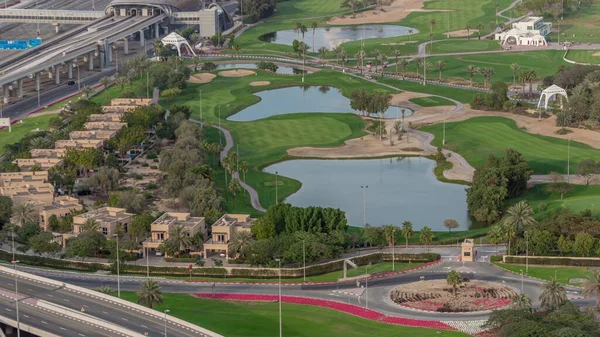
0, 39, 43, 50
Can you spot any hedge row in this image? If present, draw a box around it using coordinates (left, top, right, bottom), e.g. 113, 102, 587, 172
164, 257, 198, 263
505, 256, 600, 267
0, 250, 110, 272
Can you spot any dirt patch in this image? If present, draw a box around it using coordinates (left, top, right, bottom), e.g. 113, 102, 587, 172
218, 69, 256, 77
447, 29, 479, 37
187, 73, 216, 84
390, 92, 431, 106
249, 81, 271, 86
327, 0, 452, 25
593, 51, 600, 56
28, 109, 61, 117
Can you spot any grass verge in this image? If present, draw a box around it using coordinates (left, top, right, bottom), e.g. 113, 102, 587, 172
493, 262, 590, 286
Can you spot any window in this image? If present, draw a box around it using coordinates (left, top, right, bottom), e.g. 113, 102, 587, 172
123, 223, 128, 233
102, 227, 108, 235
464, 252, 471, 257
158, 233, 164, 240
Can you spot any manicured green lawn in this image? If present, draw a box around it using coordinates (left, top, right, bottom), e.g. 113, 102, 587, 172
420, 116, 600, 174
377, 76, 477, 103
164, 262, 424, 283
0, 114, 55, 155
545, 5, 600, 43
121, 292, 469, 337
513, 184, 600, 219
564, 49, 600, 65
271, 0, 347, 21
429, 40, 502, 54
494, 263, 590, 286
347, 226, 489, 245
409, 96, 454, 107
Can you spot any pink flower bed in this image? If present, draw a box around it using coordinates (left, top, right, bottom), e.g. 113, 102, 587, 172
401, 300, 445, 311
473, 298, 511, 310
194, 293, 456, 331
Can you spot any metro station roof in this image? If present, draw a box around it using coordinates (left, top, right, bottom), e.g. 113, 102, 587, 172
106, 0, 200, 12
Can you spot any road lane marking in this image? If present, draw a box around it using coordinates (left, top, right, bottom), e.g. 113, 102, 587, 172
141, 325, 148, 328
5, 308, 11, 312
47, 294, 53, 297
63, 299, 70, 302
41, 321, 47, 324
79, 334, 86, 337
60, 327, 67, 331
23, 314, 30, 318
122, 317, 128, 321
102, 311, 109, 314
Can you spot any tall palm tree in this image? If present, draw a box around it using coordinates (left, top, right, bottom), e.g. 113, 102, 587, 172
539, 279, 567, 310
372, 49, 381, 73
191, 55, 202, 71
82, 85, 94, 98
12, 203, 36, 226
300, 24, 308, 41
480, 67, 495, 89
503, 221, 517, 255
99, 76, 112, 93
510, 293, 532, 311
436, 60, 446, 81
505, 200, 536, 232
114, 76, 127, 91
233, 44, 242, 61
447, 270, 462, 296
169, 224, 192, 251
151, 39, 164, 60
466, 64, 478, 87
488, 224, 505, 255
229, 179, 242, 207
465, 24, 472, 40
583, 270, 600, 307
518, 69, 528, 94
510, 63, 520, 84
401, 221, 413, 249
311, 22, 318, 52
82, 219, 99, 233
420, 226, 434, 251
335, 46, 346, 68
318, 46, 329, 63
332, 45, 342, 65
136, 280, 163, 309
228, 230, 254, 258
429, 19, 436, 34
382, 225, 397, 247
526, 69, 538, 94
392, 49, 401, 74
295, 22, 302, 40
476, 23, 484, 39
355, 50, 367, 74
376, 52, 387, 74
399, 59, 409, 78
414, 57, 423, 78
339, 49, 348, 72
240, 161, 248, 184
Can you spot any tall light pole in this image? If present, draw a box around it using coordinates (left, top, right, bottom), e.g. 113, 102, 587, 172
113, 45, 119, 72
392, 229, 395, 271
525, 231, 529, 274
302, 239, 306, 282
442, 121, 446, 145
164, 309, 170, 337
520, 269, 524, 293
275, 258, 282, 337
12, 258, 20, 337
74, 63, 80, 91
361, 185, 368, 227
146, 246, 149, 278
275, 171, 279, 205
113, 234, 120, 297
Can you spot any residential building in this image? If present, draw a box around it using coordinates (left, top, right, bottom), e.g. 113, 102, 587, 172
0, 183, 54, 206
495, 16, 552, 46
30, 148, 67, 159
0, 171, 48, 188
54, 139, 105, 149
143, 212, 206, 256
110, 98, 153, 106
101, 106, 135, 114
73, 207, 133, 237
204, 214, 255, 258
69, 130, 117, 140
89, 113, 125, 122
38, 196, 83, 231
13, 158, 63, 170
84, 121, 127, 131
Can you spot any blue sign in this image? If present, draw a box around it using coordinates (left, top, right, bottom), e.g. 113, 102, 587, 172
0, 39, 43, 50
28, 38, 42, 47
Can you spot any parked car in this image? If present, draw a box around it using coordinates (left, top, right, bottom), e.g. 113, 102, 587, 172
67, 80, 76, 85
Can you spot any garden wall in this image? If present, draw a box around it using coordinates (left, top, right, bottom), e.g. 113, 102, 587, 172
503, 255, 600, 267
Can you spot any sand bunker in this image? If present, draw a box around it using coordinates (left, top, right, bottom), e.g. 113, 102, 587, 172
249, 81, 270, 86
593, 51, 600, 56
328, 0, 453, 25
447, 29, 479, 37
219, 69, 256, 77
187, 73, 216, 84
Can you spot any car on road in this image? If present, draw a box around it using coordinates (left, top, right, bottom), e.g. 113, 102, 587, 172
67, 80, 76, 85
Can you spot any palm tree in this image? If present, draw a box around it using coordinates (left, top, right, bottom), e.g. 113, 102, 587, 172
476, 23, 484, 39
355, 50, 367, 74
420, 226, 434, 251
82, 85, 94, 98
114, 76, 127, 91
526, 69, 538, 94
295, 22, 302, 40
339, 49, 348, 72
465, 24, 472, 40
332, 45, 342, 65
510, 293, 532, 311
233, 44, 242, 61
228, 230, 254, 258
583, 270, 600, 307
466, 65, 478, 87
382, 225, 397, 247
82, 219, 99, 233
392, 49, 401, 74
152, 39, 164, 60
136, 280, 163, 309
503, 221, 517, 255
29, 136, 53, 149
169, 224, 192, 252
401, 221, 413, 249
99, 76, 112, 93
96, 285, 114, 295
539, 279, 567, 310
436, 60, 446, 81
376, 52, 387, 74
191, 55, 202, 71
372, 49, 381, 73
335, 46, 346, 68
300, 24, 308, 41
414, 57, 423, 78
429, 19, 436, 34
480, 67, 495, 89
229, 179, 242, 207
505, 200, 536, 232
399, 59, 409, 78
240, 161, 248, 184
510, 63, 520, 84
318, 46, 329, 63
12, 203, 36, 226
311, 22, 318, 52
518, 70, 528, 94
488, 224, 505, 255
447, 270, 462, 296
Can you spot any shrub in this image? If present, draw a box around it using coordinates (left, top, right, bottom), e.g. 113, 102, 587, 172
146, 183, 157, 190
538, 203, 548, 211
146, 151, 158, 160
256, 61, 278, 73
150, 165, 158, 169
142, 162, 149, 167
555, 127, 572, 135
505, 256, 600, 267
196, 260, 206, 267
214, 259, 224, 267
201, 62, 217, 72
470, 94, 485, 109
143, 192, 153, 199
164, 257, 197, 263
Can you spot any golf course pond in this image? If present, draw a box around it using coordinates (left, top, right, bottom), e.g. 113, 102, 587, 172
215, 63, 309, 75
227, 86, 413, 121
259, 25, 418, 50
263, 157, 471, 230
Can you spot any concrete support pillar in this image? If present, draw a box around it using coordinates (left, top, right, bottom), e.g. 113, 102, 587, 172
139, 29, 145, 47
3, 86, 8, 104
123, 38, 129, 55
55, 66, 60, 85
106, 42, 113, 64
99, 52, 105, 70
88, 52, 94, 70
68, 62, 73, 79
48, 71, 53, 79
35, 72, 41, 92
17, 79, 23, 98
53, 23, 61, 33
154, 22, 159, 39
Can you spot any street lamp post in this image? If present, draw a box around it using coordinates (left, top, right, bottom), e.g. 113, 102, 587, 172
302, 239, 306, 282
275, 258, 282, 337
113, 234, 120, 297
361, 185, 368, 227
520, 269, 524, 293
113, 45, 119, 71
164, 309, 170, 337
392, 229, 395, 271
146, 246, 149, 279
12, 259, 20, 337
275, 171, 279, 205
525, 231, 529, 274
75, 63, 80, 91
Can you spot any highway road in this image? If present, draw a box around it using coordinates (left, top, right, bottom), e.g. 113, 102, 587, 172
0, 269, 205, 337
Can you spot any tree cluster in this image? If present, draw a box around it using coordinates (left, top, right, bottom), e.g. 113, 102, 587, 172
150, 61, 191, 91
349, 89, 392, 117
554, 68, 600, 127
466, 149, 532, 223
256, 61, 279, 73
240, 0, 276, 23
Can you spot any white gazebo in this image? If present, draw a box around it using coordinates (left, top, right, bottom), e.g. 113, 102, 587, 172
537, 84, 568, 110
160, 32, 196, 57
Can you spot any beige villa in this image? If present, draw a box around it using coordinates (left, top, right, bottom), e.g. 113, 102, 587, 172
0, 183, 54, 206
204, 214, 255, 258
73, 207, 133, 237
0, 171, 48, 188
38, 196, 83, 231
143, 212, 206, 256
